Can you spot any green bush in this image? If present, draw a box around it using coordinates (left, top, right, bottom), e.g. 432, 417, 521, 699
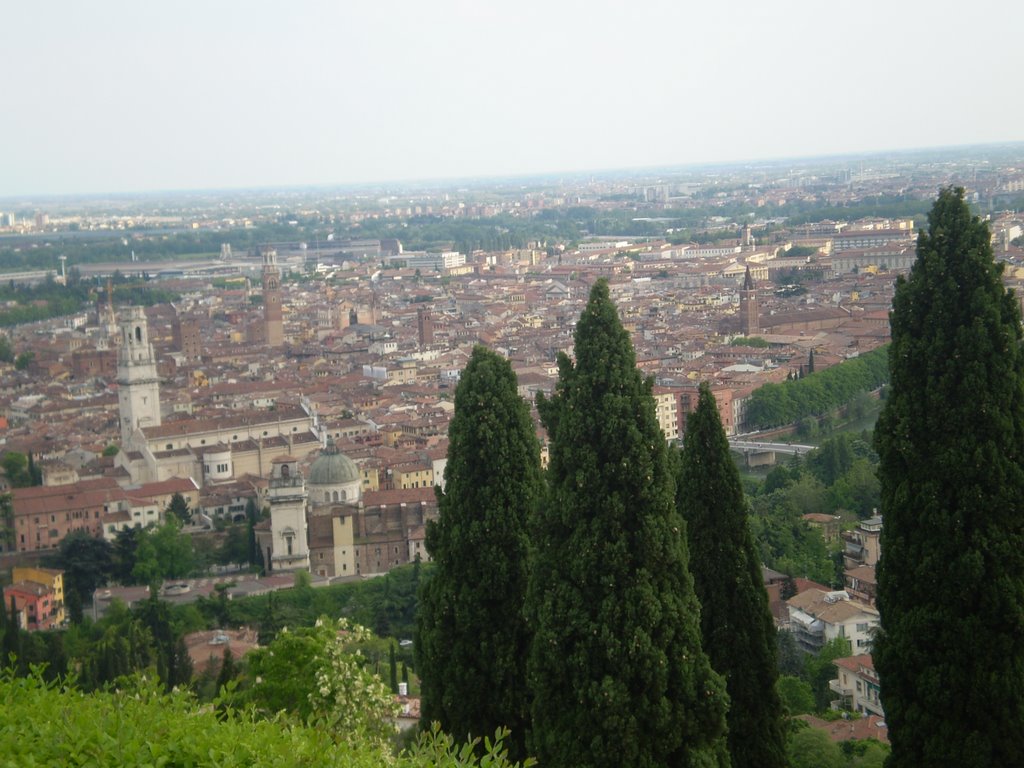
0, 669, 532, 768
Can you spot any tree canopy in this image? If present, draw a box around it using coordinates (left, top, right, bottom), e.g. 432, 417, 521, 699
527, 279, 728, 768
874, 187, 1024, 766
676, 383, 787, 768
745, 345, 888, 430
415, 345, 542, 760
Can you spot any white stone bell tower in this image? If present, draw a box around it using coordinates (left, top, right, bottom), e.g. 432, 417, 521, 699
267, 455, 310, 573
117, 306, 162, 448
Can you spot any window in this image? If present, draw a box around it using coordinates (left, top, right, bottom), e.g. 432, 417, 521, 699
856, 622, 869, 632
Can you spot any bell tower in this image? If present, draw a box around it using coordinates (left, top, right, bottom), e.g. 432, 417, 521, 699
740, 265, 759, 336
267, 455, 309, 572
117, 306, 162, 447
262, 247, 284, 347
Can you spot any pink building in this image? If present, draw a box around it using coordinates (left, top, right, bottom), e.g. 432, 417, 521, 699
3, 581, 59, 631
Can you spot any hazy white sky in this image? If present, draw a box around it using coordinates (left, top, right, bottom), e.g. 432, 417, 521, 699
2, 0, 1020, 196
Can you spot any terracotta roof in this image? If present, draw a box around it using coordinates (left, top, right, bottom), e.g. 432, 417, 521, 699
798, 714, 889, 744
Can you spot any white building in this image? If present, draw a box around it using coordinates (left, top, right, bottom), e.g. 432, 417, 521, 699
787, 589, 879, 654
830, 654, 884, 717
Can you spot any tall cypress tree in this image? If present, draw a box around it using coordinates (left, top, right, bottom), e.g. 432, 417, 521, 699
528, 279, 729, 768
874, 187, 1024, 767
415, 345, 542, 759
676, 383, 786, 768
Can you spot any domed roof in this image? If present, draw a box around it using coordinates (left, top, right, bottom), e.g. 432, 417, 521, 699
308, 437, 360, 486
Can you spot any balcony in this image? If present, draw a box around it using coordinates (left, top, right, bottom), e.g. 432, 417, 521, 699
829, 678, 852, 697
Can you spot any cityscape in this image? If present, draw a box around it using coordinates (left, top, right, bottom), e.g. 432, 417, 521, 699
2, 1, 1023, 766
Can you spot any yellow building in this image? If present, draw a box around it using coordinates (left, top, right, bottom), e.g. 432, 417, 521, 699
392, 461, 434, 490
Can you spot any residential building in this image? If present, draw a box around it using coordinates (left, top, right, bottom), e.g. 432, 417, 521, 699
10, 566, 65, 626
842, 515, 882, 569
3, 580, 59, 630
787, 588, 879, 653
830, 654, 884, 718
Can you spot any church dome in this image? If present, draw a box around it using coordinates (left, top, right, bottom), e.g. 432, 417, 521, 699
308, 437, 360, 486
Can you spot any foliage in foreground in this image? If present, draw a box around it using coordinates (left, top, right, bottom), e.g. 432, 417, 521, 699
875, 187, 1024, 766
243, 618, 399, 752
529, 279, 728, 768
416, 346, 542, 760
0, 670, 532, 768
677, 383, 787, 768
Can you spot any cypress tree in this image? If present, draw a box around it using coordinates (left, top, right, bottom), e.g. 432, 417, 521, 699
216, 647, 237, 693
389, 641, 398, 694
874, 187, 1024, 766
676, 383, 787, 768
527, 279, 729, 768
415, 344, 542, 759
0, 593, 11, 668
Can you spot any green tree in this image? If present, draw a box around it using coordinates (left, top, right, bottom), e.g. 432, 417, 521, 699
676, 383, 787, 768
1, 451, 32, 488
14, 351, 33, 370
216, 647, 238, 693
1, 595, 21, 670
46, 532, 115, 606
388, 641, 398, 694
217, 524, 249, 566
787, 727, 843, 768
776, 675, 815, 716
874, 187, 1024, 766
245, 618, 399, 751
112, 526, 142, 583
167, 492, 191, 524
804, 637, 851, 712
527, 279, 728, 768
415, 346, 541, 759
150, 519, 195, 580
0, 492, 13, 551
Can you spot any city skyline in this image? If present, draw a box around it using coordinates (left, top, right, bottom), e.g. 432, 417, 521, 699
2, 0, 1022, 197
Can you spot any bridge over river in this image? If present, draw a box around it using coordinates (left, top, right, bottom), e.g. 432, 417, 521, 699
727, 437, 817, 466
